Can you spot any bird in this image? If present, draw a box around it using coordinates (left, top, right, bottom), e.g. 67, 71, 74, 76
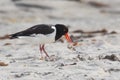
10, 24, 72, 58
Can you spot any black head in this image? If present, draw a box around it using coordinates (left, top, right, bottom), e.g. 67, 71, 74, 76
55, 24, 68, 41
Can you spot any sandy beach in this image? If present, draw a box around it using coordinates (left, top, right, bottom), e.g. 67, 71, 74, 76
0, 0, 120, 80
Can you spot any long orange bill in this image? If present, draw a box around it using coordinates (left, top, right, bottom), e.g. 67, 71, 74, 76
65, 33, 73, 43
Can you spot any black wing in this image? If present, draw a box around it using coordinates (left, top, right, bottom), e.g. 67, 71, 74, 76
10, 24, 54, 39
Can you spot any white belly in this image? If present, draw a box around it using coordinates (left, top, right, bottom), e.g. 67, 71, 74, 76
18, 31, 56, 44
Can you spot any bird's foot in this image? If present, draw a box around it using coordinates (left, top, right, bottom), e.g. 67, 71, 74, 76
40, 55, 57, 61
40, 56, 44, 60
48, 55, 57, 61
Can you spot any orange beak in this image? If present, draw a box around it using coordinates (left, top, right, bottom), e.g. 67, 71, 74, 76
65, 33, 73, 43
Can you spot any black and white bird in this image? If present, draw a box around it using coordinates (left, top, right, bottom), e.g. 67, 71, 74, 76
10, 24, 72, 58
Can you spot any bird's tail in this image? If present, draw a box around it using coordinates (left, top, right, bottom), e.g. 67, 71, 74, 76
10, 32, 23, 39
10, 33, 19, 39
0, 31, 24, 40
0, 33, 20, 40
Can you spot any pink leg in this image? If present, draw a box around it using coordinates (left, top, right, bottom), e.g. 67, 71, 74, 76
39, 44, 43, 57
42, 45, 49, 57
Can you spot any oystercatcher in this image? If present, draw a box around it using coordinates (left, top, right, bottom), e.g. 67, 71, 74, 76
10, 24, 72, 58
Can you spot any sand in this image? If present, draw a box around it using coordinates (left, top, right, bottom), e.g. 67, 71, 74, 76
0, 0, 120, 80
